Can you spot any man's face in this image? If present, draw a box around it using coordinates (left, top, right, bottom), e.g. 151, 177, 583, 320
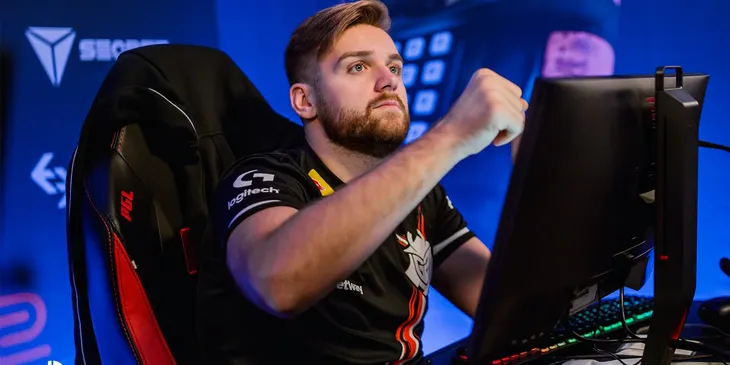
314, 24, 410, 159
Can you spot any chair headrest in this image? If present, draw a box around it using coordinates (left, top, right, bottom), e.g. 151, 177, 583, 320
81, 44, 302, 161
123, 44, 282, 136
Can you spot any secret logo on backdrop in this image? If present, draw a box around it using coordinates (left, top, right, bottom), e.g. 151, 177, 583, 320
24, 26, 169, 87
31, 152, 67, 210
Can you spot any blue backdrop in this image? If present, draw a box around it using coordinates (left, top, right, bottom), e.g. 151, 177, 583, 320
1, 0, 729, 364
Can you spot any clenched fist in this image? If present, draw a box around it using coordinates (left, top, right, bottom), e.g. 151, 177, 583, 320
439, 68, 528, 158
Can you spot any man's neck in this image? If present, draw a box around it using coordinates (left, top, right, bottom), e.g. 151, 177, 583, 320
304, 129, 382, 183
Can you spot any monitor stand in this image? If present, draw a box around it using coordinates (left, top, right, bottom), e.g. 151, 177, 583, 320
641, 66, 700, 365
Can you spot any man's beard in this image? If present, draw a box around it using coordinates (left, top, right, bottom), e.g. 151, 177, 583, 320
316, 91, 410, 159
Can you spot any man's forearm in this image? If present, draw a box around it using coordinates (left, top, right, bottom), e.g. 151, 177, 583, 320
252, 124, 463, 314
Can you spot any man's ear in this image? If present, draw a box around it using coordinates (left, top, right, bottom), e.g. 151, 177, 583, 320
290, 83, 317, 121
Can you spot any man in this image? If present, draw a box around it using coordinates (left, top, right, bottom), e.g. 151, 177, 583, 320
197, 1, 527, 364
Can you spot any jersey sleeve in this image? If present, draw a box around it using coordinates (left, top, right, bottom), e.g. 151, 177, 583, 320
211, 154, 309, 247
430, 184, 476, 268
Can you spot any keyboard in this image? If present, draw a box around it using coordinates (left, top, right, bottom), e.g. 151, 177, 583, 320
427, 295, 655, 365
565, 295, 654, 340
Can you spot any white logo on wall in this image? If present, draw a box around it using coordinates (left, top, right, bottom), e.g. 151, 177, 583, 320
31, 152, 67, 209
25, 26, 169, 86
25, 27, 76, 86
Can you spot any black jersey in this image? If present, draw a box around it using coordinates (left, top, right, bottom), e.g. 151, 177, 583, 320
197, 142, 475, 364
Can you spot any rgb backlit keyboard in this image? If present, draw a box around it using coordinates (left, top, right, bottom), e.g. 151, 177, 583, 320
440, 296, 654, 365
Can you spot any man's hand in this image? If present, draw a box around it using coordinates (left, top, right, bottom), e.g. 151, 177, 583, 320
511, 135, 522, 164
436, 69, 528, 159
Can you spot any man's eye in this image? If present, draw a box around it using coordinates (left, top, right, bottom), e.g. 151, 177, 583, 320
349, 63, 365, 73
390, 65, 402, 75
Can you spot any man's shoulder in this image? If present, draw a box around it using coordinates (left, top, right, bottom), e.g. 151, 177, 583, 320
418, 183, 463, 221
234, 147, 309, 168
222, 147, 311, 179
421, 182, 448, 207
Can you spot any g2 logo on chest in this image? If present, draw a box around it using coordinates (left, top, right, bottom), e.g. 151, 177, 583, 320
395, 206, 432, 294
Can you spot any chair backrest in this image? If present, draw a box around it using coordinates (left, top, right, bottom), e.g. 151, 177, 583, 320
65, 44, 304, 365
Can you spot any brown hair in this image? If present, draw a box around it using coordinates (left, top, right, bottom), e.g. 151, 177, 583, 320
284, 0, 391, 86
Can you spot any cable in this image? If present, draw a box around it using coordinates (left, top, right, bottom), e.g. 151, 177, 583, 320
672, 338, 729, 365
566, 301, 728, 365
566, 297, 644, 344
566, 294, 644, 344
614, 292, 729, 364
616, 291, 729, 339
561, 353, 713, 362
593, 344, 633, 365
699, 140, 730, 153
568, 329, 728, 365
619, 288, 642, 339
570, 329, 645, 344
557, 294, 730, 365
681, 323, 730, 339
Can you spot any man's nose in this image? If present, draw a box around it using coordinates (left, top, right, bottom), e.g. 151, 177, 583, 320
374, 66, 398, 92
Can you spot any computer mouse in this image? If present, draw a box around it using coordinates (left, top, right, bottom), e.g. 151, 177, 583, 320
697, 296, 730, 332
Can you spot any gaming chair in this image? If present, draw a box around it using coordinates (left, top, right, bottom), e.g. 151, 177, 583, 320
65, 44, 304, 365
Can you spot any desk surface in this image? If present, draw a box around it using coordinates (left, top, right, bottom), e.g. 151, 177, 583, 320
425, 300, 729, 365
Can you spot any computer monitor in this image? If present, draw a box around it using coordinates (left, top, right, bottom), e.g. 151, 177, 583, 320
465, 73, 710, 364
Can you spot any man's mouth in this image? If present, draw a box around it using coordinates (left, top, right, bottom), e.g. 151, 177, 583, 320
373, 100, 401, 109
